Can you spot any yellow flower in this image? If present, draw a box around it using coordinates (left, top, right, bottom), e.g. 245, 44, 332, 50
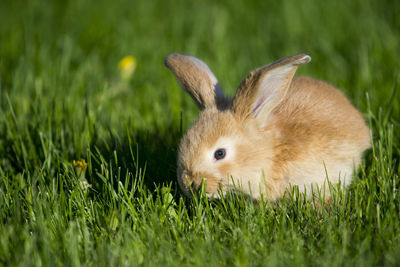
118, 55, 137, 80
73, 159, 87, 172
73, 159, 90, 192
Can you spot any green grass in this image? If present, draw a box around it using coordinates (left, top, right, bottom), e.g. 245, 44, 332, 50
0, 0, 399, 266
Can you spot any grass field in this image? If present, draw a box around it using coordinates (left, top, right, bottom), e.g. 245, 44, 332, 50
0, 0, 399, 266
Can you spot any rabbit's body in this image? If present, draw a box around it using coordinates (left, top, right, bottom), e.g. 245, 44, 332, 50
266, 76, 370, 199
166, 53, 370, 201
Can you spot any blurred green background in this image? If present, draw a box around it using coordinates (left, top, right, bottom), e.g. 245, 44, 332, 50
0, 0, 399, 265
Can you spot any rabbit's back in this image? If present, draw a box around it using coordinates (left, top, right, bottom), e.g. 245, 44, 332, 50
270, 76, 370, 191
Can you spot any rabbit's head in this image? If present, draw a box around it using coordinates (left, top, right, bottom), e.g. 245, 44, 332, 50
165, 53, 311, 198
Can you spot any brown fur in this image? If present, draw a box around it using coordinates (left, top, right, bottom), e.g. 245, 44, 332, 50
167, 53, 371, 201
165, 53, 223, 109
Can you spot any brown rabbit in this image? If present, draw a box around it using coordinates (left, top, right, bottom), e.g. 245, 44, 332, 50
165, 53, 370, 201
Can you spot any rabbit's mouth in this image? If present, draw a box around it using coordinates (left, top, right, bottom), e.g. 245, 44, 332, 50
179, 170, 224, 198
180, 172, 257, 200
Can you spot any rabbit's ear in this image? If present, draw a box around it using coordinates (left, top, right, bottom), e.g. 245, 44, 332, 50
165, 53, 223, 109
232, 54, 311, 124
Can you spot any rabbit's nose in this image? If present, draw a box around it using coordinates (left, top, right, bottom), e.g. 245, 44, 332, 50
187, 176, 205, 193
182, 173, 199, 191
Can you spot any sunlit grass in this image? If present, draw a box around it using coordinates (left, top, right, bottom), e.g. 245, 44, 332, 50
0, 0, 399, 266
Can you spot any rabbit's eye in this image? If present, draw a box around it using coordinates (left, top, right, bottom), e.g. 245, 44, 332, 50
214, 149, 226, 160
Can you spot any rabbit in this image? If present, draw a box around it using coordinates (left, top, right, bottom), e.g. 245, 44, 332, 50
165, 53, 371, 201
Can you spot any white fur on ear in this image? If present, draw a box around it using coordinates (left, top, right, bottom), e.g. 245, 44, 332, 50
293, 55, 311, 65
251, 54, 311, 120
165, 53, 224, 109
185, 55, 224, 98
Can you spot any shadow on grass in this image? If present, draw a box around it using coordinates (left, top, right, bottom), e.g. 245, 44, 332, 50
88, 126, 182, 195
